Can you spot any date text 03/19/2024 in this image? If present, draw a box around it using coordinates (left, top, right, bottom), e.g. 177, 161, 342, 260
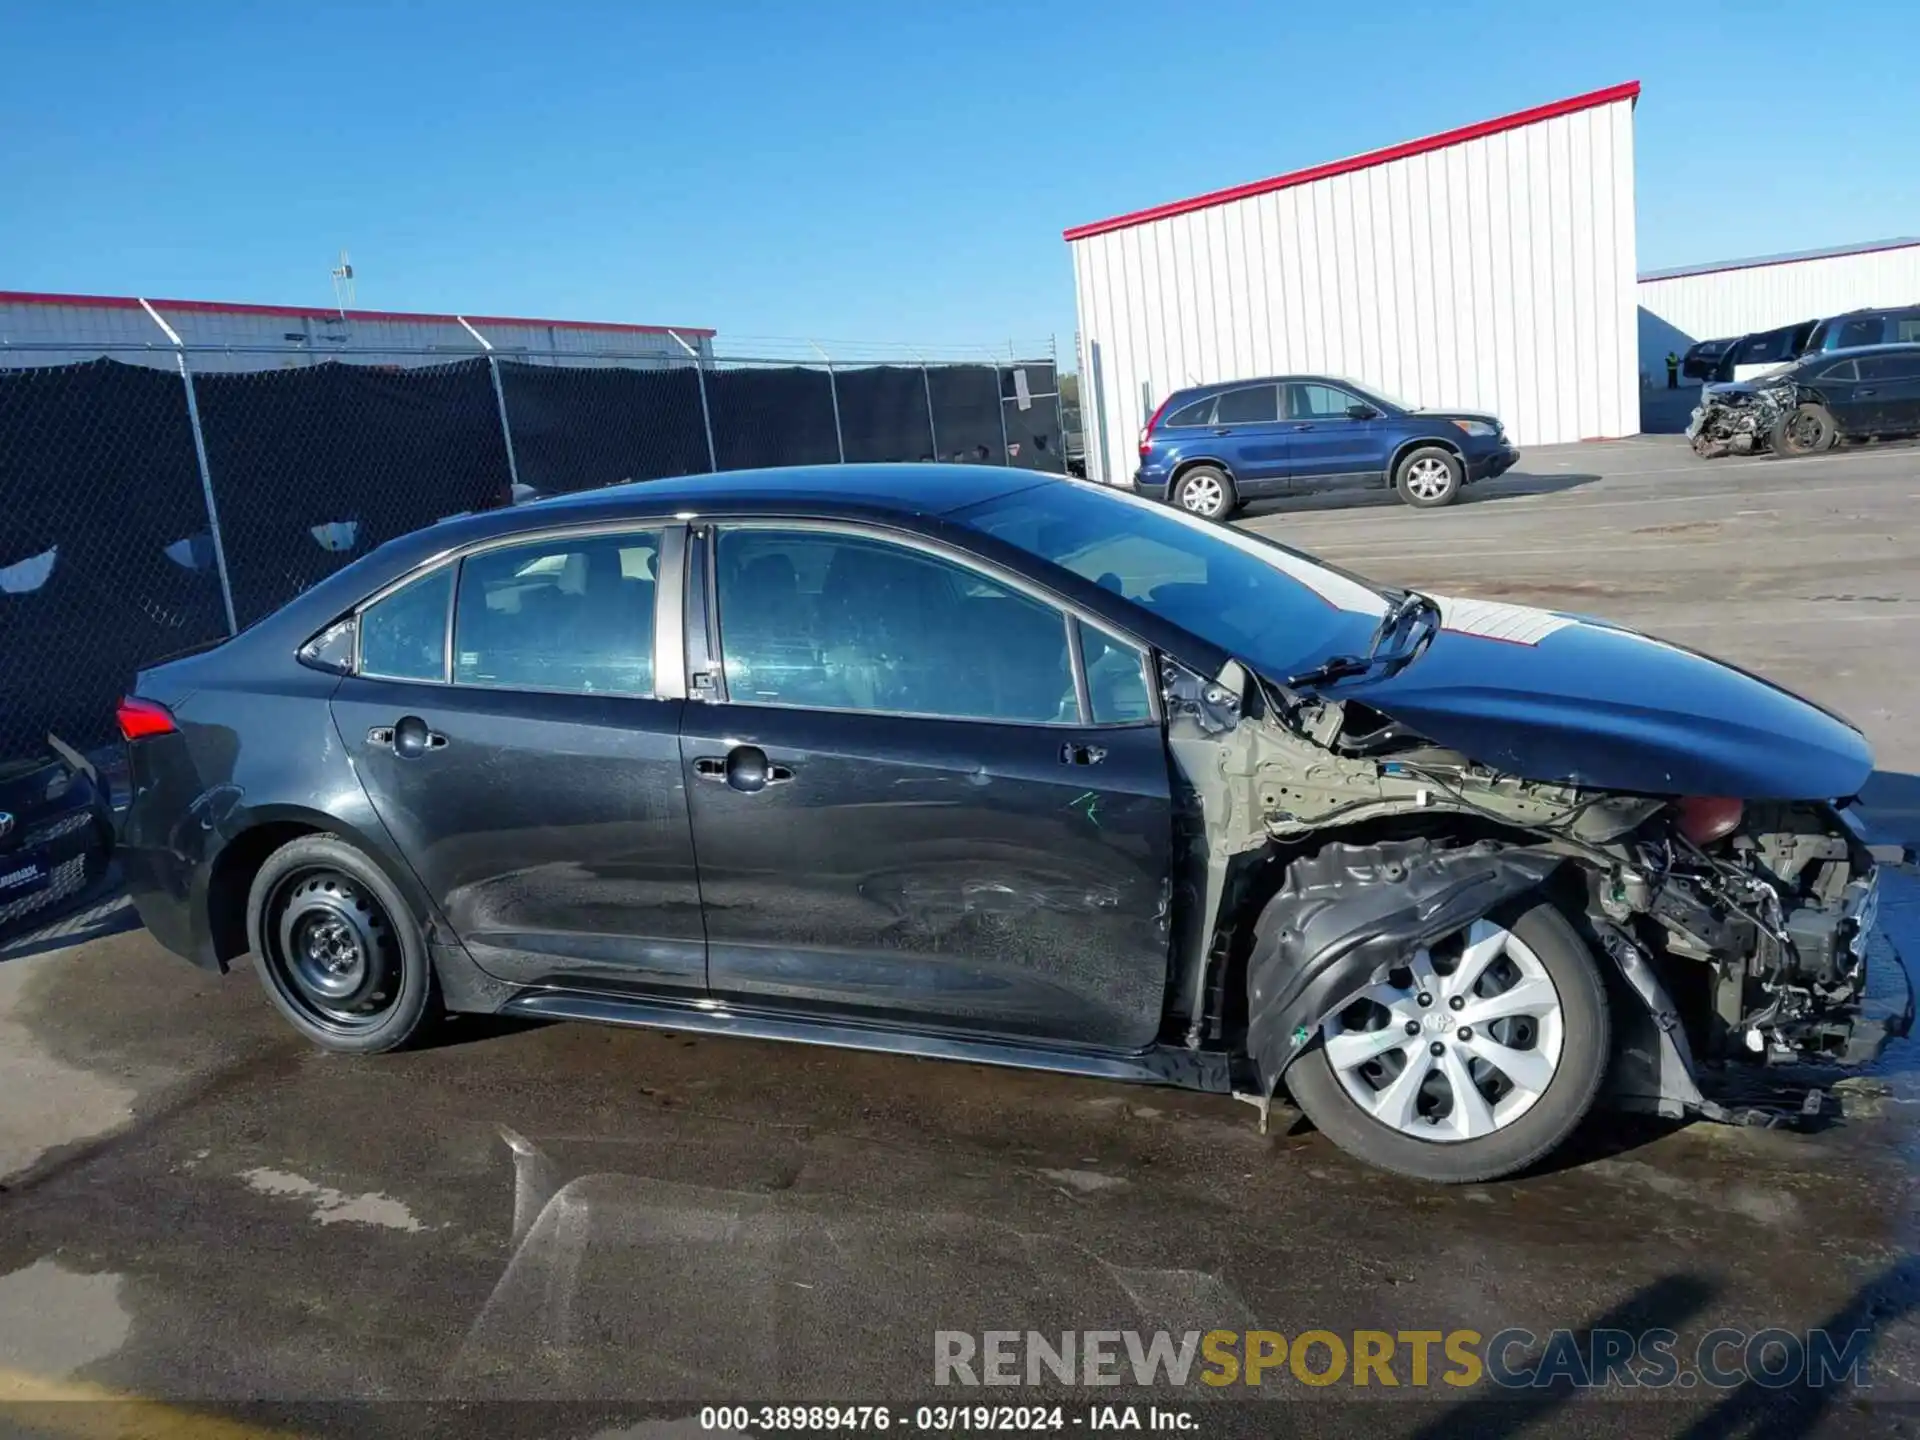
696, 1406, 1194, 1431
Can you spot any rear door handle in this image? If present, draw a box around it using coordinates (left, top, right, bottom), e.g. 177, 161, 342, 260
695, 745, 793, 792
368, 715, 447, 758
1856, 388, 1877, 396
1211, 426, 1235, 435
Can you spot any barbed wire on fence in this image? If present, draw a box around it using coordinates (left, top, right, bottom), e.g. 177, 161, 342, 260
0, 339, 1068, 761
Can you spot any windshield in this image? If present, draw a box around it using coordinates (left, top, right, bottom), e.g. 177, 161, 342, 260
956, 481, 1387, 677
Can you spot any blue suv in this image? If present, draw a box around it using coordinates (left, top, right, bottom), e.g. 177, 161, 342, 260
1133, 374, 1519, 518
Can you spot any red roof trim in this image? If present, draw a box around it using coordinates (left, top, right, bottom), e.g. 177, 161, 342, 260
1062, 81, 1641, 242
0, 290, 714, 338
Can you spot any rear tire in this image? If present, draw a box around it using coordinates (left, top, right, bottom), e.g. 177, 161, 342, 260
1394, 447, 1464, 508
1172, 465, 1237, 520
246, 833, 438, 1054
1771, 403, 1837, 456
1281, 897, 1609, 1183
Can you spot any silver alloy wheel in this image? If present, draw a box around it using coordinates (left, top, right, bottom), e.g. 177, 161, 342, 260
1319, 919, 1565, 1142
1179, 473, 1225, 516
1404, 456, 1455, 501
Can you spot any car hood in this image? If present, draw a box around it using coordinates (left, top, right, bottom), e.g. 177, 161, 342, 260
1409, 408, 1503, 427
1333, 596, 1872, 800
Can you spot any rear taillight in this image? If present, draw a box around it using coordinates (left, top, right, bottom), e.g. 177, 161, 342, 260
116, 695, 177, 741
1139, 396, 1173, 459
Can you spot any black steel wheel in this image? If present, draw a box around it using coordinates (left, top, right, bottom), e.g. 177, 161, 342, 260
247, 833, 437, 1053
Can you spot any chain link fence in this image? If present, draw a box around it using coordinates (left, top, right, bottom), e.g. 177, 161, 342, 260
0, 340, 1063, 760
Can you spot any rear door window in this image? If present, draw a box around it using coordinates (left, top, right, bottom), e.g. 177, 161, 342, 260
1162, 397, 1217, 428
1858, 353, 1920, 382
1814, 359, 1858, 383
452, 531, 660, 695
1212, 385, 1279, 424
358, 568, 452, 683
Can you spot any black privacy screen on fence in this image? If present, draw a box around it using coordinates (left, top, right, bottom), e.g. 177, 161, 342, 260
193, 359, 513, 628
0, 349, 1065, 762
497, 361, 709, 493
0, 360, 229, 757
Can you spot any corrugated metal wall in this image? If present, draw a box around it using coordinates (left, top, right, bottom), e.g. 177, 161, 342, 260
1636, 242, 1920, 374
1068, 93, 1639, 483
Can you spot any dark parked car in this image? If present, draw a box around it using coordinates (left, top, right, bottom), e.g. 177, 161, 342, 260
1688, 343, 1920, 457
1132, 375, 1518, 518
119, 466, 1900, 1183
1803, 306, 1920, 357
1679, 337, 1737, 383
0, 741, 114, 932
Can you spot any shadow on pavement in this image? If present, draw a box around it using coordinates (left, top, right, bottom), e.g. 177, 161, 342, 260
1239, 471, 1602, 522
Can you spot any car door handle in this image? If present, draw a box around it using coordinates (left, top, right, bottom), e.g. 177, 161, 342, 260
1290, 422, 1316, 431
369, 715, 446, 759
1060, 742, 1107, 766
1211, 426, 1235, 435
1856, 388, 1877, 396
695, 745, 793, 793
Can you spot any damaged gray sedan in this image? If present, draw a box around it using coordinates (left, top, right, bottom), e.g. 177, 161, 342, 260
118, 465, 1907, 1185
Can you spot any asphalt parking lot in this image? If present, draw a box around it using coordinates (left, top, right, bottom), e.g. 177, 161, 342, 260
2, 437, 1918, 1438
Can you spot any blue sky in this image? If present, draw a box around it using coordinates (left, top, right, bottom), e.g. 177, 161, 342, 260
3, 0, 1914, 359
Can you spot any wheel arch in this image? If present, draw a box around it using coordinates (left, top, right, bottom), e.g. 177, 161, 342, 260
1387, 433, 1464, 484
205, 804, 437, 968
1168, 455, 1238, 490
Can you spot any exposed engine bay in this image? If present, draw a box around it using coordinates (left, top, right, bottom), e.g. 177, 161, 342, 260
1163, 660, 1900, 1118
1687, 377, 1796, 458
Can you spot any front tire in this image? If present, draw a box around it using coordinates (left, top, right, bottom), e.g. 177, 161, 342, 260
1771, 403, 1837, 456
1394, 447, 1464, 508
1281, 898, 1610, 1183
246, 833, 438, 1054
1172, 465, 1237, 520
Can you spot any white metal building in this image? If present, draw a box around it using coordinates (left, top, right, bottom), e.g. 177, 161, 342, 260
0, 290, 715, 371
1636, 238, 1920, 379
1066, 82, 1641, 484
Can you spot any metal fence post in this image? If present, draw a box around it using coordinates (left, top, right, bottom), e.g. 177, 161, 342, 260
1049, 335, 1068, 473
670, 330, 718, 472
993, 361, 1012, 465
813, 341, 845, 463
920, 360, 939, 459
458, 316, 523, 496
141, 299, 238, 635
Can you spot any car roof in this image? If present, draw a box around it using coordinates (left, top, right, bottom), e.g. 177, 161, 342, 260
1169, 373, 1359, 400
1808, 342, 1920, 360
522, 462, 1052, 521
231, 464, 1065, 649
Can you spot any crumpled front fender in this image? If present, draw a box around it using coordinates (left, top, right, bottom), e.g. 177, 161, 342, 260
1246, 839, 1562, 1094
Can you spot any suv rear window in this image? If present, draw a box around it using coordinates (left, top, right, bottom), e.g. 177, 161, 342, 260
1162, 397, 1216, 427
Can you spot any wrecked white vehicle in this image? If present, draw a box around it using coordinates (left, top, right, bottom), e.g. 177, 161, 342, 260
117, 467, 1908, 1186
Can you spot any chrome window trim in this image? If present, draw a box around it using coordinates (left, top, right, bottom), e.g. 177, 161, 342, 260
355, 565, 456, 686
349, 518, 687, 701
